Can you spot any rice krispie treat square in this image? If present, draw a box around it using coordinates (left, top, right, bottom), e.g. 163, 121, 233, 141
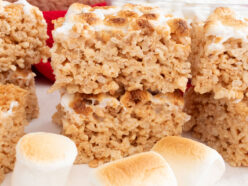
0, 84, 28, 182
53, 90, 190, 167
0, 69, 39, 120
51, 3, 191, 94
0, 0, 49, 72
191, 7, 248, 100
184, 87, 248, 166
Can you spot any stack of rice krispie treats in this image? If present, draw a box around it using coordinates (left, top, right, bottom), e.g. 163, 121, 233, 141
184, 7, 248, 166
0, 0, 49, 182
0, 0, 49, 120
51, 3, 191, 167
0, 84, 28, 182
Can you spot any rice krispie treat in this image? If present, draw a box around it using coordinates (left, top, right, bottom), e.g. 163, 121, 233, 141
191, 7, 248, 100
53, 90, 190, 167
0, 0, 50, 119
184, 87, 248, 166
0, 84, 28, 182
0, 0, 49, 72
51, 3, 191, 95
0, 69, 39, 120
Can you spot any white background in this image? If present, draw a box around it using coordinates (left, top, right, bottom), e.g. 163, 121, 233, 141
2, 76, 248, 186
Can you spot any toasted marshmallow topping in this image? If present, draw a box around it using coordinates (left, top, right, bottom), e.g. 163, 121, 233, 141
152, 136, 225, 186
95, 95, 120, 108
205, 7, 248, 52
1, 101, 18, 118
1, 0, 45, 23
61, 93, 75, 113
142, 2, 248, 53
61, 93, 120, 113
61, 91, 184, 118
1, 0, 33, 15
54, 3, 188, 37
12, 132, 77, 186
111, 1, 248, 22
14, 0, 33, 15
158, 2, 248, 21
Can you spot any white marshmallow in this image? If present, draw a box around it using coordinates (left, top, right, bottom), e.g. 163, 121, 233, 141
91, 151, 178, 186
14, 0, 34, 15
1, 0, 10, 7
11, 132, 78, 186
152, 136, 225, 186
1, 101, 18, 118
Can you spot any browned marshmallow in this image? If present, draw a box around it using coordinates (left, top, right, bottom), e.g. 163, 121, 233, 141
152, 136, 225, 186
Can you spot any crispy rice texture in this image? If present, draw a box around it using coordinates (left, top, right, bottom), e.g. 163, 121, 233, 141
0, 84, 28, 183
191, 7, 248, 100
53, 90, 190, 167
0, 69, 39, 120
0, 1, 49, 72
184, 88, 248, 167
51, 3, 191, 94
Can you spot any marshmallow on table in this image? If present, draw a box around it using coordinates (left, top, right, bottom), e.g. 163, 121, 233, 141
11, 132, 78, 186
91, 151, 177, 186
152, 136, 225, 186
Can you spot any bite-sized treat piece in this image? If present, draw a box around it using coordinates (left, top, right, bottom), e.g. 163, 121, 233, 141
152, 136, 225, 186
51, 3, 191, 94
7, 0, 105, 11
191, 7, 248, 100
91, 151, 177, 186
0, 69, 39, 120
0, 84, 28, 183
53, 90, 190, 167
12, 132, 77, 186
184, 87, 248, 166
0, 0, 49, 72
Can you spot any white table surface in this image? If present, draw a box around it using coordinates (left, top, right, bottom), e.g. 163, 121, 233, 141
2, 76, 248, 186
